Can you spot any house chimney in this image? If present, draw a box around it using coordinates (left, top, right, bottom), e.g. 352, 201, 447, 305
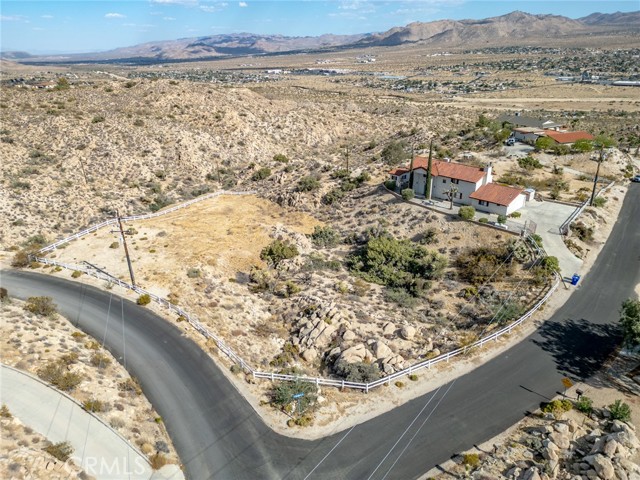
484, 162, 493, 185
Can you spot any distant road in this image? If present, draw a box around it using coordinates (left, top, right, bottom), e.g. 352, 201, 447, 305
2, 184, 638, 480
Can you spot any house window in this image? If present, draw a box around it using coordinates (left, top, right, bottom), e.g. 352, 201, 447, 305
442, 179, 447, 184
479, 200, 489, 206
458, 193, 463, 199
451, 179, 460, 185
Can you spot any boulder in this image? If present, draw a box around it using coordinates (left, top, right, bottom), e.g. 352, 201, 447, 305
607, 430, 640, 450
301, 348, 317, 363
342, 330, 356, 342
382, 322, 396, 336
553, 423, 570, 434
400, 325, 416, 340
549, 431, 571, 450
373, 341, 393, 360
522, 467, 542, 480
590, 437, 606, 454
338, 343, 367, 364
603, 439, 618, 458
593, 454, 615, 480
542, 446, 558, 461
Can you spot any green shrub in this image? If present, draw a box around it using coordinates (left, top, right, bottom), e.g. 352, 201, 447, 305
271, 380, 316, 413
542, 399, 573, 418
37, 361, 83, 391
608, 399, 632, 422
24, 296, 57, 317
109, 242, 119, 249
149, 194, 173, 212
44, 441, 74, 461
252, 167, 272, 181
118, 378, 142, 396
462, 453, 480, 468
395, 381, 405, 388
91, 115, 105, 124
620, 298, 640, 348
401, 188, 415, 201
384, 180, 397, 190
492, 301, 525, 325
322, 188, 345, 205
518, 156, 542, 170
384, 287, 419, 308
478, 217, 489, 223
570, 222, 593, 242
419, 227, 438, 245
575, 396, 593, 414
83, 399, 106, 412
497, 214, 507, 225
459, 206, 475, 220
71, 270, 82, 278
309, 226, 339, 248
347, 235, 447, 296
509, 211, 521, 218
260, 240, 299, 267
456, 245, 513, 285
0, 404, 12, 418
592, 196, 607, 207
334, 361, 380, 382
381, 140, 409, 165
186, 268, 201, 278
137, 294, 151, 306
408, 374, 418, 381
90, 352, 112, 368
273, 153, 289, 163
530, 234, 543, 247
298, 176, 320, 192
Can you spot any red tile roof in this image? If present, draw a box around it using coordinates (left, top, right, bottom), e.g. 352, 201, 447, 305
388, 167, 409, 176
470, 183, 524, 206
543, 130, 594, 144
411, 157, 487, 183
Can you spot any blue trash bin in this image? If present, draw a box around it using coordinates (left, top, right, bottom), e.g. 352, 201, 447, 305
571, 274, 580, 286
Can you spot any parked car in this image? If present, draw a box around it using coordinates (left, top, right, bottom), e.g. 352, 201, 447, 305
631, 175, 640, 183
505, 138, 515, 146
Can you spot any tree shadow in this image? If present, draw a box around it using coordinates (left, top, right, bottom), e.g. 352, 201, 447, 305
533, 317, 621, 387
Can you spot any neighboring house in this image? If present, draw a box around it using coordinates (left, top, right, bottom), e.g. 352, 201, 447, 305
542, 130, 594, 146
469, 183, 526, 216
388, 167, 410, 187
498, 113, 563, 131
512, 127, 545, 143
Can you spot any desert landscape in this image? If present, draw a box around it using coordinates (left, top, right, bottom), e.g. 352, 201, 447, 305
2, 7, 640, 480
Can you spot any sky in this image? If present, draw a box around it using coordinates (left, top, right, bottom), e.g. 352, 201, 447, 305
1, 1, 638, 54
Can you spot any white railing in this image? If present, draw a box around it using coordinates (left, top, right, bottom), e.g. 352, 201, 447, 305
32, 232, 559, 392
559, 181, 614, 235
37, 190, 256, 253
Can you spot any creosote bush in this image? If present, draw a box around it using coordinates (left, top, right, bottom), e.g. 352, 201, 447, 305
137, 294, 151, 306
37, 360, 83, 391
334, 361, 380, 382
309, 226, 339, 248
271, 380, 316, 414
24, 296, 57, 317
260, 240, 299, 267
83, 399, 106, 412
401, 188, 415, 201
458, 206, 475, 220
44, 441, 74, 462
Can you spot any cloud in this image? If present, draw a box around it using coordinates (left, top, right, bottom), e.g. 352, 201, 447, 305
123, 23, 156, 28
200, 2, 228, 12
105, 13, 126, 19
163, 16, 177, 20
41, 14, 54, 19
238, 2, 247, 7
0, 15, 27, 22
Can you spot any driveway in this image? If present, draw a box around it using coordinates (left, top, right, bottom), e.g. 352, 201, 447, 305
518, 199, 582, 277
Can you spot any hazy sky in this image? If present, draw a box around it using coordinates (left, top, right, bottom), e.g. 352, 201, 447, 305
1, 1, 638, 54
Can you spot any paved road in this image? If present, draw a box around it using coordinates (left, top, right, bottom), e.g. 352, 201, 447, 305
2, 183, 638, 480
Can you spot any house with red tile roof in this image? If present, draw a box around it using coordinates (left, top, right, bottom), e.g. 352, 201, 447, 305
469, 183, 526, 216
542, 130, 594, 145
388, 156, 527, 215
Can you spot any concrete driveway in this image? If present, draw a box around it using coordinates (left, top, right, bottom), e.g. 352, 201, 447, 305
518, 199, 582, 277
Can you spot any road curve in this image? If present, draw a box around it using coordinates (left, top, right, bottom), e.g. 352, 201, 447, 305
2, 184, 638, 480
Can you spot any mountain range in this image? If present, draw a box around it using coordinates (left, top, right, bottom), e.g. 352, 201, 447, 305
3, 10, 639, 64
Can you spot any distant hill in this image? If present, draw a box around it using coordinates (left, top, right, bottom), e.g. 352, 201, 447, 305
579, 11, 640, 25
2, 10, 639, 64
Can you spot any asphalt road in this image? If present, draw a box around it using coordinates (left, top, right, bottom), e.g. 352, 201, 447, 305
2, 183, 638, 480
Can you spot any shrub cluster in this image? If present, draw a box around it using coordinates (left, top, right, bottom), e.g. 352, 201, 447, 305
347, 235, 447, 296
456, 245, 513, 285
37, 360, 83, 391
334, 361, 380, 382
260, 240, 299, 267
271, 380, 317, 414
309, 226, 339, 248
24, 296, 57, 317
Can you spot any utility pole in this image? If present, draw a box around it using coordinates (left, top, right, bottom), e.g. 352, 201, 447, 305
589, 146, 604, 206
113, 210, 136, 287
